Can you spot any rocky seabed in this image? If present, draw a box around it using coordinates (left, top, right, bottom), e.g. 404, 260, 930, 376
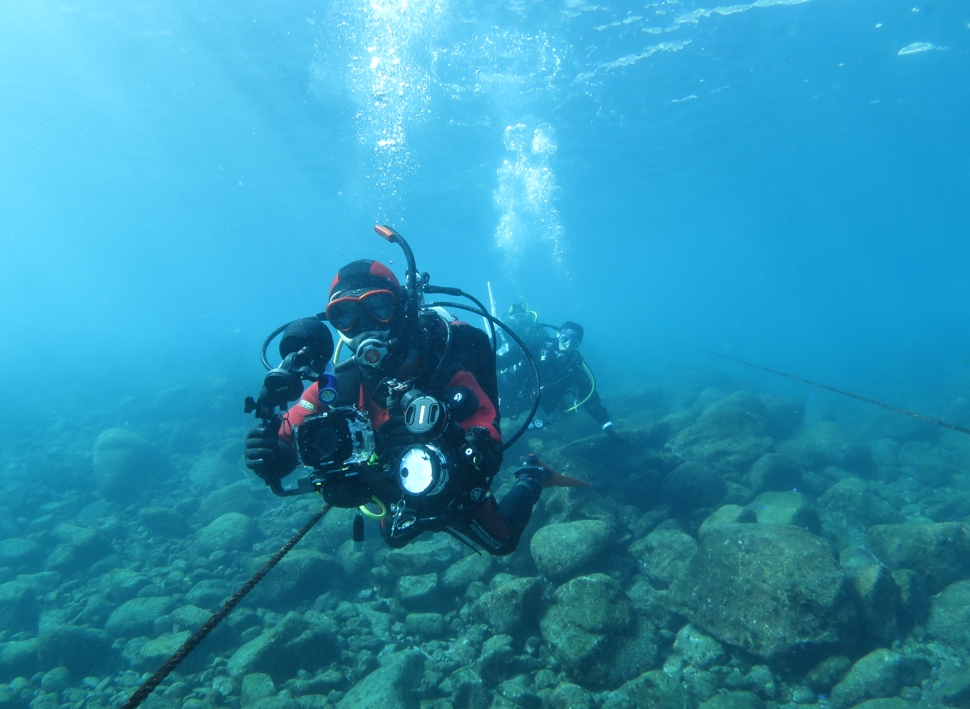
3, 383, 970, 709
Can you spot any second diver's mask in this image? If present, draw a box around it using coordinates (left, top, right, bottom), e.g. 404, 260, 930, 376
558, 329, 582, 352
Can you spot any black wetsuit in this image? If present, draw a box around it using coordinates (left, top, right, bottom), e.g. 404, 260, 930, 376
535, 344, 610, 426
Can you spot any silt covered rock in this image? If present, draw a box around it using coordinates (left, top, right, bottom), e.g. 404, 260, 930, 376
196, 512, 257, 555
473, 576, 545, 634
530, 519, 614, 583
866, 522, 970, 594
818, 478, 904, 533
249, 550, 340, 610
829, 648, 931, 709
92, 428, 161, 502
670, 524, 856, 659
540, 573, 657, 689
628, 528, 698, 589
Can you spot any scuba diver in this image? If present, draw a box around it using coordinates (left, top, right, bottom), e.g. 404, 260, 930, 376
496, 301, 552, 416
535, 321, 617, 437
243, 227, 584, 555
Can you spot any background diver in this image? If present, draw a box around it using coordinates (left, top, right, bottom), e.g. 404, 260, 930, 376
243, 237, 585, 556
535, 321, 617, 437
497, 304, 616, 437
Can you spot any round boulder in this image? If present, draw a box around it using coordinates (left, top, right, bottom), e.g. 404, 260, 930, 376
196, 513, 257, 555
670, 524, 856, 659
539, 573, 655, 689
92, 428, 160, 502
530, 519, 613, 584
664, 462, 726, 512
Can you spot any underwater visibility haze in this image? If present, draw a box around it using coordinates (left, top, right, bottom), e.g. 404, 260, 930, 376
1, 0, 970, 707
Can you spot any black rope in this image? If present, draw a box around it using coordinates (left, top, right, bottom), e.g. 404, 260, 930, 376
666, 339, 970, 436
120, 504, 333, 709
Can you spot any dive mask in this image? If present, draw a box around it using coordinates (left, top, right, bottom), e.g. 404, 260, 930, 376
326, 289, 397, 333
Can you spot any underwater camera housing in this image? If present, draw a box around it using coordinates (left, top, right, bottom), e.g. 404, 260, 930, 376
293, 407, 381, 508
294, 407, 375, 472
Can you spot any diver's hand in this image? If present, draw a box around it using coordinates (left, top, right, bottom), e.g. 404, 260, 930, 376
602, 421, 620, 441
377, 415, 413, 451
244, 424, 297, 483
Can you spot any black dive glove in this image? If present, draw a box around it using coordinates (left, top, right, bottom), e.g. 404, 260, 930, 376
244, 424, 298, 484
377, 415, 412, 452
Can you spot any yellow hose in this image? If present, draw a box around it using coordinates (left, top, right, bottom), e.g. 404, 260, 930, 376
565, 361, 596, 413
359, 497, 387, 520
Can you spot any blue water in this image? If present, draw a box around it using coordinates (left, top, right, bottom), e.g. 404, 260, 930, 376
1, 0, 967, 431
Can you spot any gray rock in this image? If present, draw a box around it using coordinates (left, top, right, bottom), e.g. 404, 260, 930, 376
185, 579, 231, 609
450, 667, 487, 709
404, 612, 447, 638
133, 631, 193, 671
842, 557, 900, 644
698, 505, 757, 539
474, 633, 514, 683
0, 538, 43, 571
866, 522, 970, 594
927, 579, 970, 649
97, 568, 150, 603
196, 481, 261, 525
138, 507, 190, 537
335, 648, 424, 709
698, 692, 764, 709
547, 683, 595, 709
539, 573, 656, 689
806, 655, 852, 693
530, 519, 613, 583
663, 462, 727, 512
933, 663, 970, 709
747, 454, 802, 494
777, 422, 876, 477
829, 648, 932, 709
17, 572, 60, 596
395, 573, 440, 610
673, 624, 724, 670
441, 551, 493, 591
670, 524, 856, 659
898, 442, 952, 487
227, 611, 340, 683
39, 667, 70, 693
36, 624, 113, 674
0, 639, 40, 682
473, 576, 544, 634
0, 581, 38, 632
197, 512, 257, 555
605, 669, 692, 709
673, 392, 775, 471
383, 536, 459, 575
851, 700, 919, 709
249, 698, 299, 709
105, 596, 176, 638
92, 428, 160, 502
189, 453, 242, 490
749, 491, 821, 532
250, 550, 339, 610
818, 478, 904, 532
628, 528, 698, 589
242, 673, 276, 707
44, 523, 112, 573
